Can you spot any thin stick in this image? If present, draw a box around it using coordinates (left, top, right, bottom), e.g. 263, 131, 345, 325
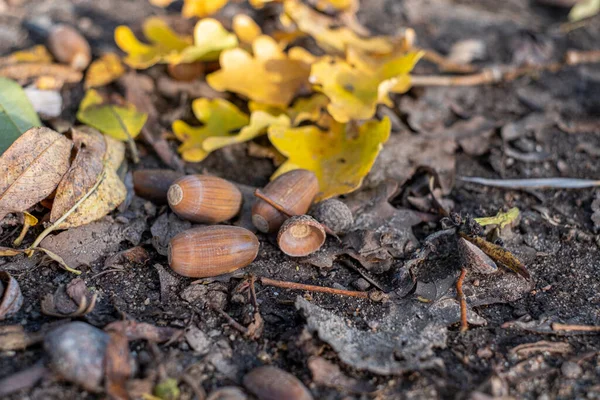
552, 323, 600, 333
212, 307, 248, 334
109, 106, 139, 164
565, 49, 600, 65
457, 268, 468, 332
30, 168, 106, 250
421, 49, 477, 74
259, 277, 369, 299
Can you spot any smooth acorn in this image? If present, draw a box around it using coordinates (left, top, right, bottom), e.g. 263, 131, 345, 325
252, 169, 319, 233
133, 169, 184, 204
243, 365, 313, 400
47, 24, 91, 70
168, 226, 259, 278
168, 175, 242, 223
277, 215, 326, 257
167, 62, 205, 81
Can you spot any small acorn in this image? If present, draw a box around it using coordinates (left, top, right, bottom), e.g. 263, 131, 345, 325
277, 215, 326, 257
167, 62, 205, 81
252, 169, 319, 233
207, 387, 248, 400
168, 175, 242, 224
133, 169, 184, 204
47, 24, 91, 71
309, 198, 353, 235
243, 366, 313, 400
168, 226, 259, 278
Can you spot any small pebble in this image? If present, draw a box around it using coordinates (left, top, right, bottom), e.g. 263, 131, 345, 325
561, 361, 582, 379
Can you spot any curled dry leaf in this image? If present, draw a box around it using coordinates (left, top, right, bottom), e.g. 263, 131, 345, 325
207, 35, 312, 107
41, 278, 97, 318
268, 117, 391, 201
0, 127, 72, 220
0, 272, 23, 320
50, 126, 126, 229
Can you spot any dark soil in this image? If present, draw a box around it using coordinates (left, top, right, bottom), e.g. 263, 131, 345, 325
1, 0, 599, 399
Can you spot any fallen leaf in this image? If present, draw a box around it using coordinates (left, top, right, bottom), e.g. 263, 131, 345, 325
0, 45, 53, 66
115, 17, 192, 69
0, 63, 82, 87
569, 0, 600, 21
175, 19, 238, 64
77, 89, 148, 141
475, 207, 520, 229
182, 0, 229, 17
310, 51, 422, 122
84, 53, 125, 89
41, 278, 97, 317
0, 77, 42, 154
49, 126, 126, 229
173, 98, 249, 162
268, 117, 391, 200
287, 93, 329, 125
207, 35, 311, 107
233, 14, 262, 44
0, 272, 23, 320
0, 127, 72, 220
314, 0, 355, 11
203, 110, 291, 152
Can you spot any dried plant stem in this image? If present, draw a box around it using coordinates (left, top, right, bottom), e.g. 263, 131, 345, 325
259, 277, 370, 299
552, 323, 600, 333
30, 168, 106, 250
457, 268, 468, 332
421, 49, 477, 74
565, 50, 600, 65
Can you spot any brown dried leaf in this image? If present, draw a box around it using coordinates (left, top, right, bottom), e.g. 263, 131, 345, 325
41, 278, 97, 318
0, 325, 40, 351
104, 330, 132, 400
0, 63, 82, 86
0, 272, 23, 320
0, 127, 72, 220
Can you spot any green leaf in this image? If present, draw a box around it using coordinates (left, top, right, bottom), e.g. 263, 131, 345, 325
569, 0, 600, 21
0, 77, 42, 155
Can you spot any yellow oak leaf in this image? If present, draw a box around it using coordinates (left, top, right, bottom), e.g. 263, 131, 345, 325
203, 111, 290, 152
284, 0, 393, 54
84, 53, 125, 89
0, 45, 53, 65
77, 89, 148, 141
172, 98, 249, 162
115, 17, 192, 69
233, 15, 262, 44
310, 51, 422, 122
207, 35, 311, 107
268, 117, 391, 200
182, 0, 229, 17
288, 93, 329, 125
175, 19, 238, 63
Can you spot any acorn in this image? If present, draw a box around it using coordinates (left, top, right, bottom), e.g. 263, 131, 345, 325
277, 215, 326, 257
47, 24, 91, 71
243, 365, 313, 400
308, 198, 353, 235
252, 170, 319, 233
167, 62, 205, 81
207, 387, 248, 400
168, 226, 259, 278
168, 175, 242, 224
133, 169, 184, 204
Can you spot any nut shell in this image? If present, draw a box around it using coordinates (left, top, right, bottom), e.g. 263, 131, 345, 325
277, 215, 325, 257
243, 366, 313, 400
252, 169, 318, 233
309, 198, 353, 234
168, 175, 242, 223
47, 24, 91, 70
133, 169, 184, 204
167, 62, 205, 81
168, 226, 259, 278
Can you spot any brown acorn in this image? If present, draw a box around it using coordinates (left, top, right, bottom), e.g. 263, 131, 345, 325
168, 175, 242, 223
243, 365, 313, 400
277, 215, 325, 257
167, 62, 205, 81
133, 169, 184, 204
168, 226, 259, 278
252, 170, 318, 233
309, 198, 353, 235
47, 24, 91, 71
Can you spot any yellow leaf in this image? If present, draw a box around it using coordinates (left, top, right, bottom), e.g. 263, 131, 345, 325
207, 35, 311, 107
182, 0, 229, 17
475, 208, 520, 229
173, 98, 249, 162
233, 15, 262, 44
77, 89, 148, 141
268, 117, 391, 200
0, 45, 53, 65
203, 111, 290, 152
115, 17, 192, 69
284, 0, 393, 54
288, 93, 329, 125
84, 53, 125, 89
310, 52, 422, 122
175, 19, 238, 63
314, 0, 354, 11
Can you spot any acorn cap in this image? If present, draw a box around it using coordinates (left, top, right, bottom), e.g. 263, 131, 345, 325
277, 215, 325, 257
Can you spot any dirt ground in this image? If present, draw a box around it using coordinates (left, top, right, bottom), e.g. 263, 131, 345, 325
1, 0, 600, 399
